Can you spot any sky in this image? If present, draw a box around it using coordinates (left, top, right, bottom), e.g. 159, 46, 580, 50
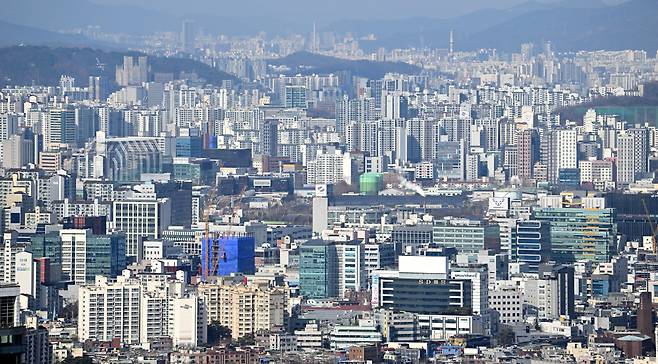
1, 0, 631, 37
90, 0, 602, 21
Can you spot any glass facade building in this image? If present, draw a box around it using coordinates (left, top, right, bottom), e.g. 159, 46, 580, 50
29, 232, 62, 265
511, 220, 550, 273
533, 208, 617, 264
299, 240, 338, 299
432, 219, 500, 254
375, 276, 472, 315
86, 234, 127, 282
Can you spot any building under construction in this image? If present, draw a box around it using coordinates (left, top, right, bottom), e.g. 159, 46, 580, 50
200, 235, 256, 281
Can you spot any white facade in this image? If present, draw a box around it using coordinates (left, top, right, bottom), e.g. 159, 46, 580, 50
170, 296, 207, 347
523, 278, 559, 320
306, 150, 354, 185
329, 320, 382, 350
269, 333, 298, 352
417, 314, 484, 340
489, 283, 523, 325
294, 323, 323, 351
112, 198, 171, 258
79, 274, 207, 346
450, 266, 489, 316
78, 275, 141, 344
60, 229, 90, 285
335, 242, 366, 298
1, 232, 24, 284
0, 113, 18, 141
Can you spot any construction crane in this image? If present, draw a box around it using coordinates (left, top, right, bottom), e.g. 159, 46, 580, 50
199, 181, 249, 281
200, 184, 224, 281
641, 199, 658, 254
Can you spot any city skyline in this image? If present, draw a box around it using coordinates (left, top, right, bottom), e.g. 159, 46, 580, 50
1, 1, 658, 363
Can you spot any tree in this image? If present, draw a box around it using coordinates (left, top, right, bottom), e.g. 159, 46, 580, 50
60, 356, 93, 364
332, 181, 358, 196
58, 301, 78, 321
207, 321, 232, 346
498, 325, 516, 346
234, 333, 255, 347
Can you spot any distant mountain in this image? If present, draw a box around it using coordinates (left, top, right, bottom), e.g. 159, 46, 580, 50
324, 0, 611, 50
2, 0, 650, 53
0, 46, 236, 88
0, 0, 304, 36
460, 0, 658, 52
323, 1, 554, 40
558, 81, 658, 122
361, 0, 657, 52
0, 20, 103, 48
1, 0, 176, 35
269, 52, 421, 79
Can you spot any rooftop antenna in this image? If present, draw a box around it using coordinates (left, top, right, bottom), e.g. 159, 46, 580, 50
449, 29, 454, 54
312, 21, 317, 52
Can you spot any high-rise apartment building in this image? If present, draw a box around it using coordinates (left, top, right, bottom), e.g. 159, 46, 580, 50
78, 275, 141, 344
198, 282, 288, 339
79, 275, 207, 346
432, 218, 500, 254
516, 129, 539, 184
284, 86, 307, 108
115, 56, 148, 87
44, 108, 75, 149
546, 129, 577, 184
0, 113, 18, 141
617, 128, 649, 185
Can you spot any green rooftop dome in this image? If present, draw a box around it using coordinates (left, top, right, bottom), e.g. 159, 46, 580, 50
360, 173, 384, 195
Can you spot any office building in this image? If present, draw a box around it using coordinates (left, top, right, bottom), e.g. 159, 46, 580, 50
45, 108, 76, 149
372, 256, 472, 315
284, 86, 307, 108
524, 264, 575, 319
112, 197, 172, 259
335, 240, 366, 298
511, 220, 550, 273
0, 285, 24, 361
329, 320, 382, 350
93, 133, 165, 181
299, 239, 338, 299
181, 20, 196, 51
59, 229, 127, 284
432, 218, 500, 254
533, 207, 616, 263
489, 282, 523, 325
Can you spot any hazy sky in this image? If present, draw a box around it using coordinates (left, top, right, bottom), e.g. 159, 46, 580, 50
2, 0, 631, 37
91, 0, 605, 21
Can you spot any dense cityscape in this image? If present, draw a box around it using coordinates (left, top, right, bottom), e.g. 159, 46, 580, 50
2, 0, 658, 363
